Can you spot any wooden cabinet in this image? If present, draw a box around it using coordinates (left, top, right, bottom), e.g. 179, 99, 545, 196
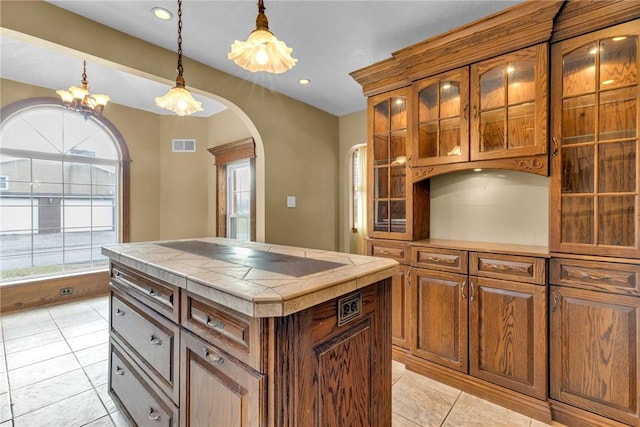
549, 284, 640, 426
412, 267, 468, 372
411, 249, 547, 403
366, 240, 411, 353
413, 67, 470, 166
180, 330, 265, 427
469, 277, 546, 399
550, 20, 640, 258
368, 89, 429, 241
470, 44, 548, 161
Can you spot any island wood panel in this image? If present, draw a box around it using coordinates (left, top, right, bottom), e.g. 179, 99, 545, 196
391, 265, 411, 351
272, 280, 391, 427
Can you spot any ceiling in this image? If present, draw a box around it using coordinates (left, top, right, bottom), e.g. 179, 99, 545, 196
1, 0, 523, 118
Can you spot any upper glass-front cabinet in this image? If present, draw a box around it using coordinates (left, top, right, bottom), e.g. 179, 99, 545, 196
550, 21, 639, 257
368, 88, 412, 239
412, 67, 470, 166
471, 44, 548, 161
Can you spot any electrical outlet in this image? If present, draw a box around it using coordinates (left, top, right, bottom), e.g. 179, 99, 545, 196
60, 287, 73, 295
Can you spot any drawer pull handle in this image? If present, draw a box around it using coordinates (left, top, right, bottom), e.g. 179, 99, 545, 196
426, 256, 456, 265
114, 366, 125, 376
115, 308, 125, 316
483, 263, 529, 275
149, 289, 161, 298
205, 316, 225, 330
148, 408, 161, 421
148, 335, 163, 346
582, 272, 612, 281
203, 348, 224, 365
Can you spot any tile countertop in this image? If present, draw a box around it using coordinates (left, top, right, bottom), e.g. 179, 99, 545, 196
102, 237, 398, 318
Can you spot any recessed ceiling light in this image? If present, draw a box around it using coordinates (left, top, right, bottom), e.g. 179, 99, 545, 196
152, 7, 173, 21
299, 78, 311, 85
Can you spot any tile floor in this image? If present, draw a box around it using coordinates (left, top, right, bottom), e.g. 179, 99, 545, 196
0, 296, 559, 427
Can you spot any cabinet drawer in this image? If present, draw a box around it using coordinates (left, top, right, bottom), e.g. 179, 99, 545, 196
111, 289, 180, 402
411, 247, 468, 273
111, 263, 179, 322
368, 241, 409, 264
182, 291, 263, 371
470, 252, 545, 285
550, 258, 640, 296
110, 342, 178, 427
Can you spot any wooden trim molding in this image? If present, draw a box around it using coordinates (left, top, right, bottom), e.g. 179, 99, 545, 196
350, 1, 563, 97
551, 0, 640, 42
208, 138, 256, 241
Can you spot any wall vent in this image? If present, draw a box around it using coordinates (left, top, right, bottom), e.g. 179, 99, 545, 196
172, 139, 196, 152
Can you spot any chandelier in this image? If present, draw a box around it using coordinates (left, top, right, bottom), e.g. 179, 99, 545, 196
56, 60, 110, 116
228, 0, 297, 74
155, 0, 203, 116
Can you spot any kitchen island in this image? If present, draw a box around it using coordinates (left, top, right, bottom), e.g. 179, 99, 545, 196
102, 238, 398, 427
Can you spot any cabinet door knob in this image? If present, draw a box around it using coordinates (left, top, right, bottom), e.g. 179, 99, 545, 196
114, 366, 125, 376
148, 335, 163, 346
203, 348, 224, 365
115, 308, 125, 316
205, 316, 225, 330
552, 137, 559, 158
148, 407, 161, 421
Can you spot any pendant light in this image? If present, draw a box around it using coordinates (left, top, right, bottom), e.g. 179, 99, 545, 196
56, 60, 110, 117
155, 0, 203, 116
228, 0, 297, 74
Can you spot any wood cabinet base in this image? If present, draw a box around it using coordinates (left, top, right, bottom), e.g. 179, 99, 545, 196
550, 400, 633, 427
404, 354, 552, 424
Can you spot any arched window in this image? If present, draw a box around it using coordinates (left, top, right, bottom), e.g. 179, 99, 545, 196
0, 98, 130, 282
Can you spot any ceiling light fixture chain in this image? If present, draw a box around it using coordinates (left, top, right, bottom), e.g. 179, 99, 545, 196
155, 0, 203, 116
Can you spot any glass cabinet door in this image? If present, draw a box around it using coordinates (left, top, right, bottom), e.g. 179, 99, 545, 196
368, 88, 411, 238
413, 67, 469, 166
550, 21, 639, 257
471, 44, 548, 161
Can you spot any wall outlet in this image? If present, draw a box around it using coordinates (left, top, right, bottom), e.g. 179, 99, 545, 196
60, 287, 73, 295
287, 196, 296, 208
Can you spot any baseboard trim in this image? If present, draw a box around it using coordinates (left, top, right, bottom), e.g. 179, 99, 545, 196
0, 271, 109, 313
549, 400, 634, 427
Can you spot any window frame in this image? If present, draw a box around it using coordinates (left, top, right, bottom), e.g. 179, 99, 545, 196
0, 97, 131, 281
208, 137, 256, 241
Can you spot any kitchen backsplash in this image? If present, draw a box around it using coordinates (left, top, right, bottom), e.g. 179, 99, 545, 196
429, 170, 549, 247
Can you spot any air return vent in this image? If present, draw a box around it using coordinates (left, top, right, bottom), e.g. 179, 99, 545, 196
172, 139, 196, 152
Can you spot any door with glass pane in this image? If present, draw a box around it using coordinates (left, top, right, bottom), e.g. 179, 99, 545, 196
368, 88, 412, 240
550, 20, 639, 258
471, 44, 548, 161
413, 67, 469, 166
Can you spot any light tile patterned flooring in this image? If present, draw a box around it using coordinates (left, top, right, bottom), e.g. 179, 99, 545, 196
0, 296, 559, 427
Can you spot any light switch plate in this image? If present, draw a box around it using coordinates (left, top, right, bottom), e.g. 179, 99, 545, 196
287, 196, 296, 208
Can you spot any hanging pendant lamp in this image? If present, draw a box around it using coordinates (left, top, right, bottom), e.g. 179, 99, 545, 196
228, 0, 297, 74
155, 0, 203, 116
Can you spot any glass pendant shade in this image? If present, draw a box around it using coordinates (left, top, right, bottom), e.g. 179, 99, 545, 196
155, 76, 203, 116
155, 0, 203, 116
228, 0, 297, 74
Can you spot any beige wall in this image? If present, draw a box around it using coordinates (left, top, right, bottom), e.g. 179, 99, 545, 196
1, 0, 342, 251
338, 111, 367, 252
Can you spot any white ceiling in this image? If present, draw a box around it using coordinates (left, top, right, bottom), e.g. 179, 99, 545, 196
2, 0, 523, 117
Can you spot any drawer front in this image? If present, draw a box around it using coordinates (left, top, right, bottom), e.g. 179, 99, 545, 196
111, 290, 179, 400
110, 343, 178, 427
470, 252, 545, 285
411, 247, 468, 273
550, 258, 640, 296
111, 263, 179, 322
182, 292, 262, 371
368, 241, 409, 264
